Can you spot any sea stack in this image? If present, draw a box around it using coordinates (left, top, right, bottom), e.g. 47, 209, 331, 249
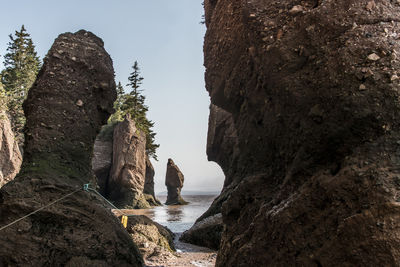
165, 158, 187, 205
107, 115, 150, 209
0, 30, 143, 266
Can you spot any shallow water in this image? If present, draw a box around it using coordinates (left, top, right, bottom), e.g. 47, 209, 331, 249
122, 195, 217, 233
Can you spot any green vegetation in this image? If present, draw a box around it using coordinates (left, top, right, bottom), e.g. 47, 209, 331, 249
1, 25, 41, 143
109, 61, 159, 160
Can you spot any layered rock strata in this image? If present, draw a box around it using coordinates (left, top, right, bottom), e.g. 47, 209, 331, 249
0, 112, 22, 188
0, 30, 143, 266
204, 0, 400, 266
165, 158, 187, 205
108, 116, 150, 209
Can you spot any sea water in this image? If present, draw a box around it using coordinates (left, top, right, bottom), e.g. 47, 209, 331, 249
123, 194, 218, 233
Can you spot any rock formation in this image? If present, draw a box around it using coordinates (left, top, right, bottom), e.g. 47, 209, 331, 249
144, 155, 161, 206
125, 215, 175, 261
203, 0, 400, 266
180, 213, 223, 250
0, 112, 22, 188
165, 158, 187, 205
0, 30, 143, 266
180, 104, 238, 248
91, 126, 113, 196
108, 116, 150, 209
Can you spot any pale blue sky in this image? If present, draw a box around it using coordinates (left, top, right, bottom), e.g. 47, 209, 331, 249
0, 0, 224, 193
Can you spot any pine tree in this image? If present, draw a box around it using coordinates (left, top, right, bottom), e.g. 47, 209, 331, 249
121, 61, 159, 160
108, 82, 126, 123
1, 25, 41, 142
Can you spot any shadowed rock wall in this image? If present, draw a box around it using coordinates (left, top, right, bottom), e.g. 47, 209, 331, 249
204, 0, 400, 266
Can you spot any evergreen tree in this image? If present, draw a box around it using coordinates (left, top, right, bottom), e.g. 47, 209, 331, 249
120, 61, 159, 160
1, 25, 41, 142
108, 82, 126, 123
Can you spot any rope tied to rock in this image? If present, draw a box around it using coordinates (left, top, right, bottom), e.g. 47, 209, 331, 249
0, 183, 130, 232
85, 184, 129, 228
0, 187, 82, 232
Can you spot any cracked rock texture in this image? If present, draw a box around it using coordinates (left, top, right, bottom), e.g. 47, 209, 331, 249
203, 0, 400, 266
0, 30, 143, 266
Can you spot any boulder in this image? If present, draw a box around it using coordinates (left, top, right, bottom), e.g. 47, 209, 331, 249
125, 215, 175, 261
165, 158, 187, 205
180, 213, 223, 250
0, 112, 22, 188
204, 0, 400, 266
144, 155, 161, 206
108, 116, 150, 209
0, 30, 143, 266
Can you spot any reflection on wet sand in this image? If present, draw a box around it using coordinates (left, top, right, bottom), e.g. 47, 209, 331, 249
115, 194, 217, 233
166, 206, 183, 222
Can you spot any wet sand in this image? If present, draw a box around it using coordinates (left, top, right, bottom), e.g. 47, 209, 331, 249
145, 233, 216, 267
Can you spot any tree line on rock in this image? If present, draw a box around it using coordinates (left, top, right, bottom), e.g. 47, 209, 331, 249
0, 25, 159, 161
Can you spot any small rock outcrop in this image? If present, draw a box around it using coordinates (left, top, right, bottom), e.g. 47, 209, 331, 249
0, 112, 22, 188
125, 215, 175, 261
203, 0, 400, 266
144, 156, 161, 206
0, 30, 143, 266
165, 158, 187, 205
108, 116, 150, 209
180, 213, 223, 250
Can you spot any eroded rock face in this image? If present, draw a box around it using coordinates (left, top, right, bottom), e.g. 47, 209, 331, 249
204, 0, 400, 266
92, 133, 113, 196
0, 112, 22, 188
108, 116, 150, 209
165, 158, 187, 205
0, 30, 143, 266
144, 156, 161, 206
180, 104, 237, 248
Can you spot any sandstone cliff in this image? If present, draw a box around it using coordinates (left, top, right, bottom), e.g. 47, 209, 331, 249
165, 158, 187, 205
0, 112, 22, 188
108, 116, 150, 209
0, 30, 143, 266
204, 0, 400, 266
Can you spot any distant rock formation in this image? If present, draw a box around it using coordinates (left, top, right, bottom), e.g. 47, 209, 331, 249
203, 0, 400, 266
0, 112, 22, 188
0, 30, 143, 266
165, 158, 187, 205
108, 116, 150, 209
144, 155, 161, 206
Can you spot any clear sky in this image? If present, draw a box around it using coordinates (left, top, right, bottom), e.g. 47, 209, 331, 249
0, 0, 225, 193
